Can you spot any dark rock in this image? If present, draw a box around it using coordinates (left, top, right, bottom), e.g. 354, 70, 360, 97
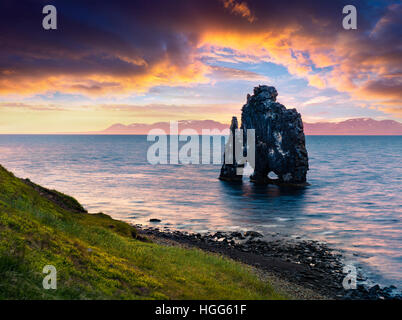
219, 117, 244, 182
231, 231, 245, 239
149, 218, 161, 223
135, 225, 402, 300
244, 231, 263, 238
242, 85, 309, 184
220, 85, 309, 185
369, 284, 380, 295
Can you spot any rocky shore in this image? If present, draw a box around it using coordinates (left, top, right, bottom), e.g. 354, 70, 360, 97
136, 225, 401, 300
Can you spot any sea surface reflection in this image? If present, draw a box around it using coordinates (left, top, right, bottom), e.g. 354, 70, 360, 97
0, 135, 400, 288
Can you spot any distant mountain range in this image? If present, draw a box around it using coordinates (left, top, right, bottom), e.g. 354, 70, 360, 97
303, 118, 402, 135
92, 118, 402, 135
95, 120, 229, 135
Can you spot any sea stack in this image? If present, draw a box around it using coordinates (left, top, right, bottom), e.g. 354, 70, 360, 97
220, 85, 309, 185
219, 117, 243, 182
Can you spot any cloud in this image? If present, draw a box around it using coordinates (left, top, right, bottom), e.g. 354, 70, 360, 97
197, 1, 402, 117
0, 0, 400, 118
302, 96, 331, 106
208, 65, 270, 81
94, 102, 240, 120
358, 78, 402, 101
221, 0, 256, 23
0, 101, 66, 111
0, 0, 212, 96
378, 106, 402, 117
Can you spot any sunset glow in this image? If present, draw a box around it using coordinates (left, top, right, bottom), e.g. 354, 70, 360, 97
0, 0, 401, 133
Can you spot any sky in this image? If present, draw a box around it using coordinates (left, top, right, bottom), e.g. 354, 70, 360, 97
0, 0, 401, 133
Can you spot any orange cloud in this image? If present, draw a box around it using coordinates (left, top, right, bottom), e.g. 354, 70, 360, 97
0, 59, 210, 97
208, 65, 270, 81
198, 5, 401, 116
221, 0, 256, 23
0, 0, 400, 119
378, 106, 402, 117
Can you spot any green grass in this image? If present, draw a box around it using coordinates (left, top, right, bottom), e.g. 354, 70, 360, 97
0, 164, 284, 300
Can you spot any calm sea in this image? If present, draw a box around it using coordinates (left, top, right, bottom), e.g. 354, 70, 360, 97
0, 135, 401, 288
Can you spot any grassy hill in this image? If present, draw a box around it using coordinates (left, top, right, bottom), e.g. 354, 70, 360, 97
0, 164, 282, 300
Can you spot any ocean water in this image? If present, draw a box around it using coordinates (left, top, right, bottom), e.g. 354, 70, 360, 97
0, 135, 401, 288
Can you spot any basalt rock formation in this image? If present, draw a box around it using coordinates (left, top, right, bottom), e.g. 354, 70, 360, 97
220, 85, 309, 185
219, 117, 243, 182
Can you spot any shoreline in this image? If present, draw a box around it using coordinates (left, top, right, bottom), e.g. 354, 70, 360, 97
1, 164, 286, 300
136, 224, 401, 300
1, 162, 400, 300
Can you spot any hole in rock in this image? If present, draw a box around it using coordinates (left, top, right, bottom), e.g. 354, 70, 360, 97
268, 171, 279, 180
242, 162, 254, 176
